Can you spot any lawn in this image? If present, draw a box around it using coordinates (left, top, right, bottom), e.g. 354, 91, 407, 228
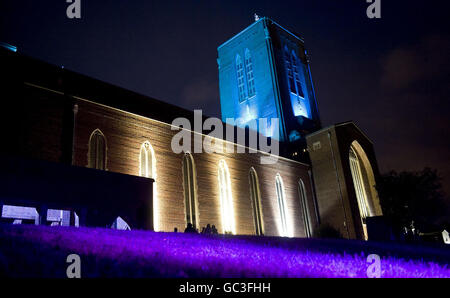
0, 224, 449, 278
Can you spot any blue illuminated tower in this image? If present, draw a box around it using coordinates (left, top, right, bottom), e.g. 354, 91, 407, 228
217, 17, 321, 144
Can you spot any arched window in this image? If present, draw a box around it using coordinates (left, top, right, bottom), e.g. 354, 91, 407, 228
249, 168, 264, 235
275, 174, 289, 237
298, 179, 312, 238
284, 47, 305, 98
88, 129, 107, 170
139, 141, 158, 230
139, 141, 155, 178
245, 49, 256, 97
236, 54, 246, 102
218, 160, 235, 234
349, 146, 370, 219
349, 141, 383, 240
183, 153, 199, 229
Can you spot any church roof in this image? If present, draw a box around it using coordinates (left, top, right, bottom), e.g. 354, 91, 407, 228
1, 48, 309, 164
305, 121, 374, 144
0, 47, 201, 126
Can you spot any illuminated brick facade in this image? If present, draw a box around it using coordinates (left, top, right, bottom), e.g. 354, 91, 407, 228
0, 18, 383, 240
0, 47, 319, 237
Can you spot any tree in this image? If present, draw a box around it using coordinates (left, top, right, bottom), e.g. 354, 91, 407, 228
376, 168, 447, 233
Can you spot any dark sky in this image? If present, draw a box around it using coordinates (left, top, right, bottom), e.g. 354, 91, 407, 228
1, 1, 449, 196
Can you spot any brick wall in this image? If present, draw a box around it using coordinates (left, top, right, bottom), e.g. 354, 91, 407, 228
307, 123, 383, 240
73, 98, 317, 237
306, 126, 356, 239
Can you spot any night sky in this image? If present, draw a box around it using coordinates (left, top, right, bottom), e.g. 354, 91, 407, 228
1, 1, 449, 197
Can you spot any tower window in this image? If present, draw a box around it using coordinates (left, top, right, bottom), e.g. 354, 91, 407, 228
284, 48, 304, 98
285, 51, 296, 94
291, 52, 305, 98
236, 54, 246, 102
245, 49, 256, 97
88, 129, 107, 170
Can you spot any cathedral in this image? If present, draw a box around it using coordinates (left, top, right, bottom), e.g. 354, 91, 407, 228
0, 17, 383, 240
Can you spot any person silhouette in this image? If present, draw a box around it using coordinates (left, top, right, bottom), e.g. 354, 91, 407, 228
205, 224, 212, 234
211, 225, 218, 235
184, 223, 197, 233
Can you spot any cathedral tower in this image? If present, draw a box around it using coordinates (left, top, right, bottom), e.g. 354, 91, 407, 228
217, 17, 321, 144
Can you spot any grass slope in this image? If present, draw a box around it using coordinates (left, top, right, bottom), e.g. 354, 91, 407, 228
0, 224, 449, 278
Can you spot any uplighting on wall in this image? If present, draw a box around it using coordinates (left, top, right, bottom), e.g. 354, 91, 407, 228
218, 160, 235, 234
275, 174, 293, 237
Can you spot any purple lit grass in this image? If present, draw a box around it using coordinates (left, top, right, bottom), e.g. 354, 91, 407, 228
0, 224, 449, 278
